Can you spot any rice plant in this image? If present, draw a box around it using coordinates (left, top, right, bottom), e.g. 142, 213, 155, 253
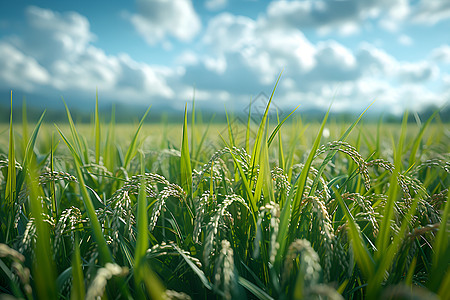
0, 86, 448, 299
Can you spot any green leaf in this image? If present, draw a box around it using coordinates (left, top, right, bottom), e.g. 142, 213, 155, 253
134, 152, 148, 279
123, 105, 151, 169
250, 72, 282, 188
407, 110, 438, 167
181, 104, 192, 197
254, 127, 274, 205
173, 244, 212, 290
245, 97, 252, 154
71, 235, 85, 300
6, 91, 16, 205
94, 88, 101, 164
104, 104, 116, 171
276, 110, 285, 169
27, 160, 57, 299
23, 110, 46, 170
267, 104, 300, 147
333, 187, 375, 280
62, 98, 88, 164
428, 190, 450, 292
290, 107, 330, 236
238, 277, 274, 300
376, 111, 407, 257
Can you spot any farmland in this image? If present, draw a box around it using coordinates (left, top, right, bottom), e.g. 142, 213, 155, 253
0, 93, 449, 299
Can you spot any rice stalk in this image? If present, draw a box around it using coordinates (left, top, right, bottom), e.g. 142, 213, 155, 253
53, 206, 83, 256
0, 243, 33, 298
282, 239, 322, 297
149, 182, 186, 231
301, 195, 335, 281
213, 240, 236, 300
203, 194, 250, 264
253, 202, 280, 264
315, 141, 371, 191
85, 263, 129, 300
193, 192, 213, 243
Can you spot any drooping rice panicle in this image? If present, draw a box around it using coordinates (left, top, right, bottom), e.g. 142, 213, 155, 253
0, 243, 32, 297
53, 206, 83, 255
315, 141, 372, 191
213, 240, 235, 300
203, 194, 249, 264
193, 192, 214, 243
282, 239, 322, 296
85, 263, 129, 300
300, 196, 335, 281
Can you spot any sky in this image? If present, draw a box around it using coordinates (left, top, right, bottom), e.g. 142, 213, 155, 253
0, 0, 450, 115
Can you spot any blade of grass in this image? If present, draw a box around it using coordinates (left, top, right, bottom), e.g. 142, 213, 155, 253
94, 88, 101, 164
238, 276, 274, 300
438, 269, 450, 299
276, 110, 285, 170
104, 104, 116, 171
140, 264, 166, 300
6, 91, 16, 205
50, 134, 57, 219
21, 97, 29, 160
290, 107, 330, 236
254, 127, 274, 205
407, 110, 438, 167
71, 234, 85, 300
190, 91, 196, 163
5, 91, 16, 245
181, 104, 192, 197
367, 192, 420, 299
23, 110, 46, 170
376, 111, 407, 257
225, 107, 236, 147
123, 106, 151, 169
62, 98, 88, 164
27, 160, 57, 299
250, 72, 282, 188
173, 244, 212, 290
333, 186, 375, 280
245, 97, 252, 154
134, 152, 148, 298
193, 114, 214, 172
428, 189, 450, 293
267, 104, 300, 147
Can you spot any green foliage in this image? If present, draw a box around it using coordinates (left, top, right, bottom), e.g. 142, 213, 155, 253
0, 88, 448, 300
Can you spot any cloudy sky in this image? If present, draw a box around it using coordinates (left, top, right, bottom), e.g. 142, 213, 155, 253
0, 0, 449, 115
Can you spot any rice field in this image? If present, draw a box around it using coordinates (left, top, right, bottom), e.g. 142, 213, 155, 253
0, 89, 449, 299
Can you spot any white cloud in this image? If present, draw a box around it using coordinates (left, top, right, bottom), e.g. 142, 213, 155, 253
308, 41, 358, 81
397, 62, 438, 83
265, 0, 410, 34
411, 0, 450, 25
177, 11, 445, 113
129, 0, 201, 45
431, 45, 450, 64
398, 34, 413, 46
1, 3, 447, 115
1, 6, 174, 104
199, 13, 316, 85
205, 0, 227, 11
356, 43, 397, 76
0, 42, 50, 91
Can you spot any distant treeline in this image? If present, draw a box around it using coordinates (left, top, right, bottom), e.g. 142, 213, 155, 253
0, 103, 448, 124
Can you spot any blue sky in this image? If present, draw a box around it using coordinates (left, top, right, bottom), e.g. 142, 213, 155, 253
1, 0, 449, 115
